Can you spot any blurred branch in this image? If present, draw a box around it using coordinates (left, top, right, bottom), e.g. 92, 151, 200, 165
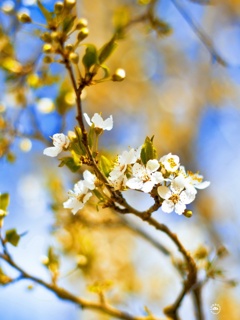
170, 0, 227, 66
0, 244, 164, 320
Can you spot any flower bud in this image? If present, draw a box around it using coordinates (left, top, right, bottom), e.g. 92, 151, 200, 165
51, 31, 60, 42
17, 12, 32, 23
64, 0, 76, 9
43, 55, 53, 64
69, 52, 79, 64
77, 27, 89, 41
183, 209, 192, 218
42, 43, 52, 54
2, 1, 15, 14
112, 68, 126, 82
54, 1, 64, 14
75, 18, 88, 29
65, 43, 74, 53
41, 32, 52, 43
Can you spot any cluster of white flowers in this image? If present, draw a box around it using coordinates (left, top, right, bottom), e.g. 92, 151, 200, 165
43, 113, 210, 216
109, 150, 210, 215
63, 170, 96, 214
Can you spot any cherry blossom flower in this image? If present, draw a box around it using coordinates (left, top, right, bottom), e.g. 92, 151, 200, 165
63, 180, 92, 215
84, 113, 113, 131
126, 159, 164, 193
157, 175, 195, 215
160, 153, 180, 172
108, 148, 140, 189
83, 170, 96, 190
43, 133, 70, 157
179, 167, 210, 194
63, 170, 96, 214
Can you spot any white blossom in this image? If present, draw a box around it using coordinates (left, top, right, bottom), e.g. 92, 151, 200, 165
179, 167, 210, 194
43, 133, 70, 157
84, 113, 113, 131
126, 159, 164, 193
157, 175, 195, 215
108, 148, 140, 189
160, 153, 180, 172
83, 170, 96, 190
63, 180, 92, 215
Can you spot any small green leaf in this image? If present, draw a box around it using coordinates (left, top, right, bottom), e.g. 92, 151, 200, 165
82, 44, 98, 71
92, 189, 104, 201
140, 136, 157, 165
0, 267, 12, 285
62, 15, 76, 33
113, 7, 130, 39
98, 38, 117, 64
98, 64, 110, 81
0, 193, 10, 212
99, 155, 112, 177
88, 125, 95, 149
58, 157, 81, 172
5, 229, 20, 247
37, 0, 53, 22
74, 127, 86, 154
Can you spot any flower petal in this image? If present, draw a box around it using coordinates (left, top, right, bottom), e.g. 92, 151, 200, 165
43, 146, 62, 157
174, 202, 186, 215
83, 113, 92, 126
126, 177, 143, 190
146, 159, 159, 173
142, 181, 154, 193
103, 115, 113, 130
162, 199, 174, 213
157, 186, 171, 199
91, 113, 104, 128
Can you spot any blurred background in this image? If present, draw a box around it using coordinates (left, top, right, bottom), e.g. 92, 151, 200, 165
0, 0, 240, 319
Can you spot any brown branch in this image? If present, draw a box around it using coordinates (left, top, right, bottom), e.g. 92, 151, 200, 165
0, 251, 164, 320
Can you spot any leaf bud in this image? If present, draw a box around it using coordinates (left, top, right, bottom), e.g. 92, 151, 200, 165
43, 55, 53, 64
42, 43, 52, 54
17, 12, 32, 23
76, 18, 88, 29
64, 0, 76, 9
77, 27, 89, 41
54, 1, 64, 14
41, 32, 52, 43
69, 52, 79, 64
112, 68, 126, 82
194, 246, 208, 259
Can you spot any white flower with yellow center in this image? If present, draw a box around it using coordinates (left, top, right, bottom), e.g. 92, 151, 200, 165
160, 153, 180, 172
157, 175, 195, 215
126, 159, 164, 193
63, 170, 96, 214
63, 181, 92, 215
43, 133, 70, 157
109, 148, 140, 189
84, 113, 113, 131
179, 167, 210, 194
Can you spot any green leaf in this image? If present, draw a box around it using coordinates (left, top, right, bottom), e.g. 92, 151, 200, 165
88, 125, 95, 149
5, 229, 20, 247
99, 155, 112, 177
140, 136, 157, 165
0, 267, 12, 285
92, 189, 104, 201
82, 44, 98, 71
0, 193, 10, 212
37, 0, 53, 22
113, 7, 130, 39
98, 38, 117, 64
59, 157, 81, 172
74, 127, 86, 154
62, 15, 76, 33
